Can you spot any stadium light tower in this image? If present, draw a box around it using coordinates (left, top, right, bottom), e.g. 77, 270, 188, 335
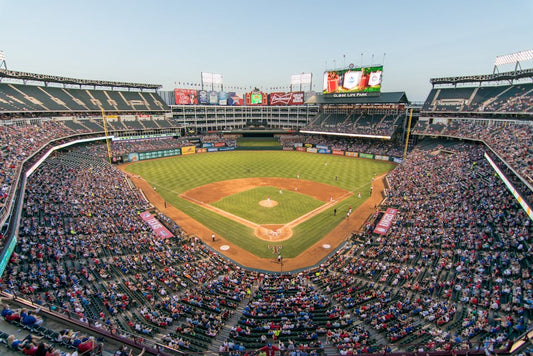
493, 49, 533, 74
0, 50, 7, 70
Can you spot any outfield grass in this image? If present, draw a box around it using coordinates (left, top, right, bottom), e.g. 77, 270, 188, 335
212, 186, 323, 224
125, 151, 395, 258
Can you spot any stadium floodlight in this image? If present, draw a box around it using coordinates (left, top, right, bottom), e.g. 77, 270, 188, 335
290, 73, 312, 85
201, 72, 223, 91
494, 49, 533, 66
290, 73, 312, 92
201, 72, 223, 85
0, 50, 6, 70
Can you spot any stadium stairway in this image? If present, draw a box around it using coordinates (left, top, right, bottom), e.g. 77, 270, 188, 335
319, 335, 339, 354
207, 284, 260, 353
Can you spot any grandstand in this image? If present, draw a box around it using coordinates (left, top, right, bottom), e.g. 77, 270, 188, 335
0, 61, 531, 356
301, 93, 409, 140
414, 68, 533, 209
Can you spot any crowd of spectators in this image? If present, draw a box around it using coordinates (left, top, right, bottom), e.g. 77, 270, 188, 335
413, 119, 532, 186
0, 152, 257, 353
0, 121, 77, 218
309, 143, 531, 352
0, 119, 237, 223
82, 137, 198, 158
304, 112, 402, 137
201, 133, 238, 147
0, 116, 531, 355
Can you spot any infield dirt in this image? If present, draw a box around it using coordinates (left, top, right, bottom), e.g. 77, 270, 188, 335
121, 165, 386, 272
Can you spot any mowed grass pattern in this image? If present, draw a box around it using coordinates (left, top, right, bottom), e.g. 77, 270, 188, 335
212, 186, 323, 224
125, 151, 395, 258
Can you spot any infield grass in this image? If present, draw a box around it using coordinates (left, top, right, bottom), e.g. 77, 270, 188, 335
212, 186, 323, 224
125, 151, 395, 259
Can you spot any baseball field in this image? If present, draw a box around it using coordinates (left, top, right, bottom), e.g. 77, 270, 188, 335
123, 150, 396, 270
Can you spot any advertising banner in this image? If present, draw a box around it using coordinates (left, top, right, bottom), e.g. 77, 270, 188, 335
181, 146, 196, 155
345, 152, 359, 157
128, 153, 139, 162
140, 211, 174, 239
139, 151, 162, 160
214, 142, 226, 147
0, 237, 17, 277
375, 155, 389, 161
218, 91, 227, 106
323, 65, 383, 96
332, 150, 344, 156
245, 92, 268, 106
316, 145, 329, 150
202, 143, 213, 148
317, 149, 331, 154
218, 147, 235, 151
207, 147, 218, 152
227, 92, 243, 106
296, 147, 306, 152
198, 90, 209, 104
197, 148, 207, 153
359, 153, 374, 159
209, 91, 219, 105
307, 147, 318, 153
373, 208, 398, 235
304, 143, 313, 148
269, 91, 305, 106
162, 148, 181, 157
393, 157, 403, 164
293, 143, 303, 148
174, 89, 198, 105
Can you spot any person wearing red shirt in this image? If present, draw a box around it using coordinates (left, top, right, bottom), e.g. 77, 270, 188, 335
259, 343, 279, 356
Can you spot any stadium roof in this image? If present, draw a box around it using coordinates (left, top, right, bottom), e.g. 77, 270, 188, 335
430, 68, 533, 86
308, 92, 408, 105
0, 68, 162, 89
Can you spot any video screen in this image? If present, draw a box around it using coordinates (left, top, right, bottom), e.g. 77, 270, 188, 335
323, 66, 383, 95
250, 93, 263, 104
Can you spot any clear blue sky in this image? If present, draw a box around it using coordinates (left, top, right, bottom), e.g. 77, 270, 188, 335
1, 0, 532, 101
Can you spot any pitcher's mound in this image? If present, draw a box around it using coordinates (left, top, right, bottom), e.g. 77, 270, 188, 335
259, 199, 278, 208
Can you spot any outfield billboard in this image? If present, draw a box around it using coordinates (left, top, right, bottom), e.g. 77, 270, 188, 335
269, 91, 305, 106
218, 91, 227, 106
323, 65, 383, 97
209, 91, 219, 105
174, 89, 198, 105
181, 146, 196, 155
227, 92, 243, 106
198, 90, 209, 104
245, 91, 268, 106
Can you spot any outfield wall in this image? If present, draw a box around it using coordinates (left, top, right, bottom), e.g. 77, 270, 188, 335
121, 144, 402, 163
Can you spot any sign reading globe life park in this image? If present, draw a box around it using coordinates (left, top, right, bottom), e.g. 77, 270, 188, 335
323, 65, 383, 98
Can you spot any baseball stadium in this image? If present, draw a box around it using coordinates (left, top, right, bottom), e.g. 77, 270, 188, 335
0, 23, 532, 356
